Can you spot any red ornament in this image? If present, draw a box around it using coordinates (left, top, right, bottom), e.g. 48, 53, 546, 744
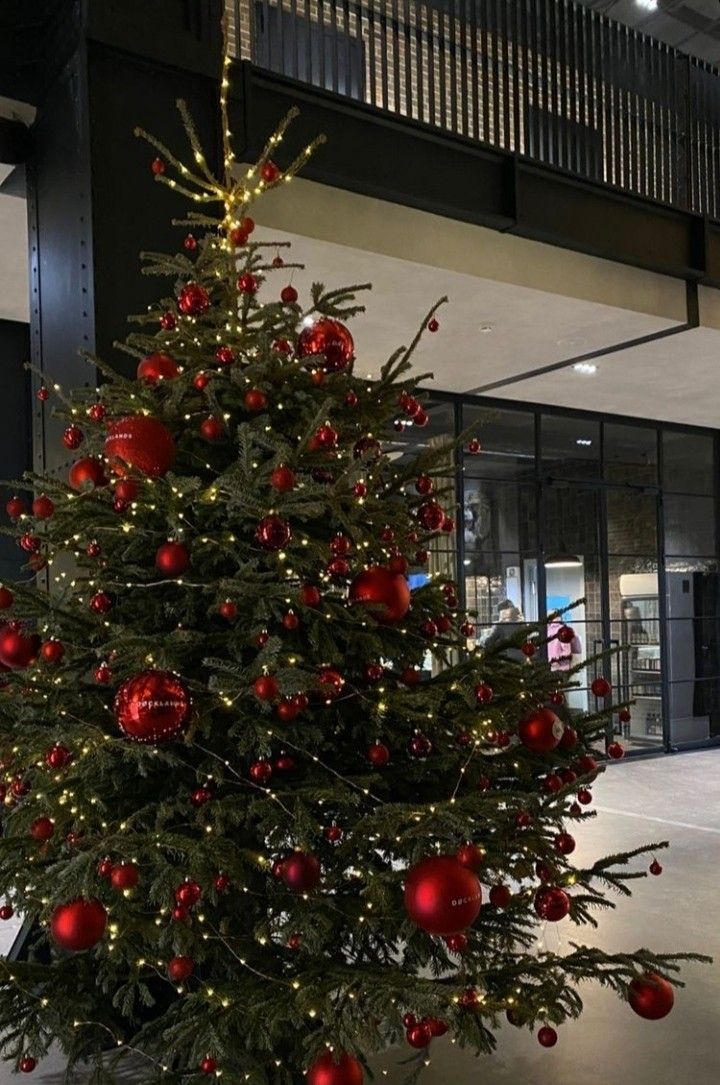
550, 690, 565, 706
538, 1026, 558, 1048
114, 478, 139, 509
282, 610, 300, 631
94, 663, 112, 684
591, 675, 612, 698
249, 759, 273, 783
271, 464, 296, 492
607, 741, 625, 760
521, 641, 537, 657
444, 932, 468, 954
191, 787, 213, 807
576, 754, 599, 777
345, 390, 358, 407
534, 885, 570, 922
544, 773, 563, 794
151, 157, 165, 175
297, 318, 354, 373
650, 859, 663, 876
68, 457, 108, 490
474, 682, 494, 704
554, 832, 576, 856
519, 708, 564, 753
111, 862, 139, 891
255, 514, 291, 551
40, 640, 64, 664
177, 282, 211, 316
349, 566, 411, 624
458, 987, 479, 1008
421, 619, 437, 639
239, 216, 255, 235
62, 424, 84, 450
628, 973, 674, 1020
559, 725, 578, 749
89, 592, 112, 614
415, 475, 434, 495
114, 670, 191, 744
37, 385, 49, 401
200, 416, 224, 442
0, 625, 40, 668
275, 753, 296, 773
363, 662, 384, 683
214, 872, 230, 892
217, 599, 237, 621
45, 744, 72, 770
416, 501, 445, 532
577, 788, 593, 806
253, 674, 279, 701
306, 1051, 363, 1085
425, 1018, 448, 1037
456, 843, 484, 871
193, 372, 209, 391
183, 234, 197, 251
167, 955, 194, 982
261, 160, 281, 183
314, 423, 339, 449
105, 416, 175, 478
404, 855, 482, 935
353, 481, 367, 498
137, 352, 179, 384
214, 346, 234, 367
175, 879, 202, 907
300, 584, 322, 607
18, 1058, 36, 1074
32, 495, 54, 520
30, 816, 55, 842
406, 1022, 432, 1048
6, 496, 26, 520
159, 311, 177, 331
619, 707, 632, 723
19, 533, 41, 553
0, 905, 13, 920
51, 898, 107, 951
327, 557, 350, 579
489, 884, 512, 909
281, 285, 298, 304
199, 1057, 218, 1075
237, 272, 259, 295
273, 338, 292, 354
556, 624, 575, 644
427, 318, 439, 332
319, 668, 345, 700
408, 733, 433, 758
280, 851, 321, 892
400, 667, 421, 687
155, 541, 190, 577
323, 824, 343, 844
368, 741, 390, 766
353, 436, 381, 460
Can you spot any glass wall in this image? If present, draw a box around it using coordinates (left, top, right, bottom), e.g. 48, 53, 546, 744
405, 394, 720, 755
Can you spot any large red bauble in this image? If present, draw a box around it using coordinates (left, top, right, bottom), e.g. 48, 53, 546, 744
50, 898, 107, 951
114, 670, 191, 744
0, 624, 40, 668
177, 282, 211, 316
255, 514, 291, 551
68, 457, 108, 490
628, 973, 675, 1020
404, 856, 482, 935
105, 416, 175, 479
297, 318, 355, 373
280, 851, 321, 892
519, 708, 564, 753
307, 1051, 363, 1085
416, 501, 446, 532
137, 352, 179, 383
534, 885, 570, 922
155, 541, 190, 577
349, 566, 411, 624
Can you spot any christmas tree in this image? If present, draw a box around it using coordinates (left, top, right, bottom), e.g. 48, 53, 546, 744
0, 58, 707, 1085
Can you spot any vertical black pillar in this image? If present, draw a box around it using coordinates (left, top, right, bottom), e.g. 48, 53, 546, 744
25, 0, 224, 476
0, 318, 31, 583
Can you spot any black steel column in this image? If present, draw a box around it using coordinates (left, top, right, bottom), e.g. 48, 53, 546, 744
0, 318, 31, 582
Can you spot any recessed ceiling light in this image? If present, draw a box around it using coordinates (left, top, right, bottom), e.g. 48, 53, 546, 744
479, 324, 493, 334
573, 362, 597, 375
576, 438, 593, 446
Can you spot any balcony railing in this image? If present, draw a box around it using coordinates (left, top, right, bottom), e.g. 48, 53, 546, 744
227, 0, 720, 219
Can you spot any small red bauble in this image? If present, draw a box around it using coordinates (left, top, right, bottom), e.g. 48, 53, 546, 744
351, 434, 379, 459
319, 667, 345, 699
576, 754, 599, 777
45, 744, 72, 770
0, 586, 13, 608
11, 777, 29, 798
275, 752, 296, 773
276, 697, 300, 722
18, 1057, 36, 1073
6, 496, 26, 520
105, 416, 175, 478
214, 872, 230, 892
40, 640, 64, 664
515, 811, 533, 829
538, 1026, 558, 1048
200, 416, 224, 441
416, 501, 445, 532
554, 832, 576, 856
30, 816, 55, 842
367, 741, 390, 766
474, 681, 494, 704
159, 311, 177, 330
607, 741, 625, 760
456, 843, 484, 871
306, 1051, 364, 1085
171, 906, 189, 922
190, 787, 213, 807
521, 641, 537, 657
137, 352, 178, 383
559, 725, 578, 749
314, 423, 339, 448
280, 851, 321, 892
253, 674, 279, 701
261, 160, 281, 183
324, 824, 344, 844
444, 932, 468, 954
151, 157, 165, 174
110, 862, 139, 890
536, 861, 554, 882
89, 592, 112, 614
560, 768, 577, 786
282, 610, 300, 630
244, 389, 268, 414
50, 898, 107, 951
619, 707, 632, 723
0, 905, 13, 920
37, 385, 49, 401
400, 667, 421, 686
239, 215, 255, 234
237, 272, 259, 294
519, 708, 564, 753
556, 624, 575, 643
327, 557, 350, 579
425, 1017, 448, 1037
32, 495, 54, 519
177, 282, 211, 316
300, 584, 322, 607
577, 788, 593, 805
167, 955, 194, 982
408, 733, 433, 758
628, 973, 674, 1020
297, 318, 355, 373
414, 475, 434, 495
199, 1057, 218, 1075
345, 390, 358, 407
214, 346, 234, 367
406, 1022, 432, 1048
249, 759, 273, 783
427, 318, 439, 332
94, 663, 112, 684
421, 619, 437, 638
458, 988, 479, 1008
19, 533, 41, 553
330, 533, 352, 556
270, 464, 296, 492
550, 690, 565, 705
155, 541, 190, 577
534, 885, 570, 922
650, 859, 663, 876
114, 670, 191, 744
273, 338, 292, 354
591, 675, 612, 698
229, 227, 248, 247
255, 514, 291, 551
63, 424, 84, 450
193, 372, 209, 391
353, 481, 367, 498
175, 879, 202, 907
114, 478, 139, 508
489, 884, 512, 909
183, 234, 197, 251
68, 457, 108, 490
218, 599, 238, 621
281, 285, 298, 304
0, 625, 40, 669
544, 773, 563, 794
349, 566, 411, 624
467, 438, 481, 454
404, 855, 482, 935
364, 662, 384, 682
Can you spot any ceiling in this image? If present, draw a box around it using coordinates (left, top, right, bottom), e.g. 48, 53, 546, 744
578, 0, 720, 65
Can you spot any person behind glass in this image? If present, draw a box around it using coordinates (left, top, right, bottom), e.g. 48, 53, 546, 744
485, 599, 527, 657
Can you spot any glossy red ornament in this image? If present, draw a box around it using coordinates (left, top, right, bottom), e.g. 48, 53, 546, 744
421, 619, 437, 638
554, 832, 576, 856
458, 987, 479, 1008
416, 501, 445, 532
155, 541, 190, 577
249, 759, 273, 783
306, 1051, 364, 1085
591, 675, 612, 697
94, 663, 112, 684
89, 592, 112, 614
521, 641, 537, 658
18, 1058, 36, 1074
275, 752, 296, 773
577, 788, 593, 805
183, 233, 197, 251
297, 318, 355, 373
404, 855, 482, 935
406, 1022, 432, 1048
68, 457, 108, 490
556, 624, 575, 643
550, 690, 565, 706
37, 385, 49, 401
519, 708, 564, 753
408, 733, 433, 758
314, 423, 339, 448
177, 282, 211, 316
0, 905, 13, 920
19, 533, 41, 553
218, 599, 237, 620
114, 478, 139, 508
489, 884, 512, 908
559, 725, 578, 748
45, 744, 72, 769
151, 157, 165, 174
515, 811, 533, 829
414, 474, 434, 496
105, 416, 175, 478
30, 816, 55, 842
353, 436, 381, 460
353, 481, 367, 498
650, 859, 663, 876
400, 667, 421, 687
628, 973, 674, 1020
273, 337, 292, 354
171, 906, 189, 922
212, 346, 233, 368
576, 754, 599, 777
324, 824, 344, 844
0, 625, 40, 668
111, 862, 139, 890
271, 464, 296, 492
200, 416, 224, 442
199, 1057, 218, 1075
367, 741, 390, 766
175, 879, 202, 907
300, 584, 322, 607
6, 495, 26, 520
281, 851, 321, 892
159, 311, 177, 330
349, 566, 411, 624
319, 668, 345, 700
456, 843, 484, 871
51, 897, 107, 951
137, 352, 178, 384
193, 372, 209, 391
282, 610, 300, 631
114, 670, 191, 744
237, 272, 259, 294
619, 707, 632, 723
538, 1026, 558, 1048
363, 662, 384, 683
444, 932, 468, 954
62, 424, 84, 450
281, 285, 298, 304
260, 160, 281, 183
32, 495, 54, 520
255, 514, 291, 551
427, 317, 439, 332
425, 1017, 448, 1037
191, 786, 213, 807
40, 640, 64, 664
534, 885, 570, 922
253, 674, 279, 701
230, 226, 249, 247
474, 681, 494, 704
327, 557, 350, 579
607, 741, 625, 760
167, 955, 194, 982
345, 389, 359, 407
214, 872, 230, 892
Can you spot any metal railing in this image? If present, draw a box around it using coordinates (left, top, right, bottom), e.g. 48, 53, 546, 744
228, 0, 720, 218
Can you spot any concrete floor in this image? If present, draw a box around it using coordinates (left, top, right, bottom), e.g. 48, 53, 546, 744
1, 751, 718, 1084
